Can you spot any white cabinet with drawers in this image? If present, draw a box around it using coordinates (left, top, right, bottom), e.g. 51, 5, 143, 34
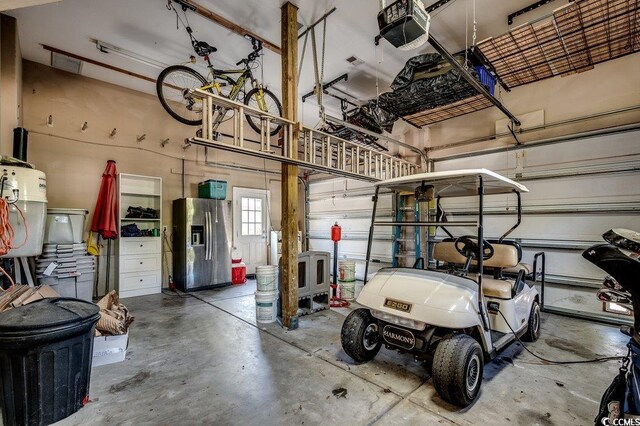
117, 174, 162, 298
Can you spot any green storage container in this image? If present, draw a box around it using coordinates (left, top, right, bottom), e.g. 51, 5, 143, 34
198, 179, 227, 199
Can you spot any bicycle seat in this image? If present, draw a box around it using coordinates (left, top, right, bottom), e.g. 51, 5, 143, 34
193, 41, 217, 57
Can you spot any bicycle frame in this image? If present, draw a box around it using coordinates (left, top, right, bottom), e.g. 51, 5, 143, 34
198, 64, 269, 131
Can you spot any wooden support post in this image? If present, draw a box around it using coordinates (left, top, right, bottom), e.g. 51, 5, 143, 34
280, 1, 299, 330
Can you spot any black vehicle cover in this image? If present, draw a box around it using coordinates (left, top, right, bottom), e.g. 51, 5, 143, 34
379, 53, 480, 118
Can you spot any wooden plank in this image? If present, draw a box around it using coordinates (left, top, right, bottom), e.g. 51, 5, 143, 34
280, 1, 299, 330
178, 0, 281, 55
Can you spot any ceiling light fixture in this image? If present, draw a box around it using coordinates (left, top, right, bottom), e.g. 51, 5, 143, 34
92, 39, 168, 70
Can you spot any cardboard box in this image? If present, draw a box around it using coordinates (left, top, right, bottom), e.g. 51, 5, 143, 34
92, 331, 129, 367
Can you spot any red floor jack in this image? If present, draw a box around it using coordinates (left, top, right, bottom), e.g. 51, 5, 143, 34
330, 222, 350, 308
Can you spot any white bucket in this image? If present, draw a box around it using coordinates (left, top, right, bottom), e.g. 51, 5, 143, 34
256, 265, 278, 291
339, 281, 356, 300
255, 290, 278, 323
338, 260, 356, 282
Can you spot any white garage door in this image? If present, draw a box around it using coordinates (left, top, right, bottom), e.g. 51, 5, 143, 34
433, 129, 640, 324
308, 178, 394, 282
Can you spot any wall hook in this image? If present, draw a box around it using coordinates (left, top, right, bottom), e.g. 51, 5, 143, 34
182, 141, 192, 150
110, 128, 117, 138
161, 138, 170, 147
136, 134, 146, 143
81, 122, 88, 132
46, 115, 53, 127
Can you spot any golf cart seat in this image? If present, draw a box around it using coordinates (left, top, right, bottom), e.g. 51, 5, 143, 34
486, 239, 533, 277
433, 241, 521, 299
504, 263, 533, 275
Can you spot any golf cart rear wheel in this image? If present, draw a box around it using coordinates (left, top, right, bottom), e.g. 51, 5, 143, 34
522, 301, 541, 342
432, 334, 484, 407
341, 309, 381, 363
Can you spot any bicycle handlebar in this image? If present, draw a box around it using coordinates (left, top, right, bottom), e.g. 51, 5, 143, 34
235, 38, 262, 67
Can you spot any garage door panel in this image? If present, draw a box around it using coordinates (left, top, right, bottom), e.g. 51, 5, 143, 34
309, 238, 391, 263
434, 130, 640, 323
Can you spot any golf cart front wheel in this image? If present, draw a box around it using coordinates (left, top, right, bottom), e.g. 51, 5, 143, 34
341, 309, 381, 363
522, 301, 541, 342
432, 334, 484, 407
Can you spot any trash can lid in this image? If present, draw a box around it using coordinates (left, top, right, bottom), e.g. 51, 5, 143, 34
0, 298, 99, 333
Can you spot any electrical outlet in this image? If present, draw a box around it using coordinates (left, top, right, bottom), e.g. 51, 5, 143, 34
163, 226, 168, 234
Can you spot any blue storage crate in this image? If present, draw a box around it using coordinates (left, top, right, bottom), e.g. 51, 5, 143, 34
474, 65, 496, 96
198, 179, 227, 199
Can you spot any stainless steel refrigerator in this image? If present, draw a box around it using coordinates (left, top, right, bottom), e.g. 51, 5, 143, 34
173, 198, 232, 291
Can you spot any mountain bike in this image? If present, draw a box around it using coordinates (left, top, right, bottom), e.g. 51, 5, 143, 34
156, 26, 282, 136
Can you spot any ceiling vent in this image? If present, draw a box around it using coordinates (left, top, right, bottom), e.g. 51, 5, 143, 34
51, 51, 83, 74
346, 55, 365, 66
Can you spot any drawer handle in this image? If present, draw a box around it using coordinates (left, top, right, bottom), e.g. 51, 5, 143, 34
140, 244, 144, 247
139, 279, 143, 282
140, 262, 143, 264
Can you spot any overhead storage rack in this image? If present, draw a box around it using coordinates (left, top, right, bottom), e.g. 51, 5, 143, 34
402, 0, 639, 127
403, 94, 494, 127
477, 0, 640, 88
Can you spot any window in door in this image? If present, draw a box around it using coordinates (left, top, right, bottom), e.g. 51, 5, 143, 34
241, 197, 263, 236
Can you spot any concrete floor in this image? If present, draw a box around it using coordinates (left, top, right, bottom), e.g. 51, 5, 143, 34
58, 280, 627, 426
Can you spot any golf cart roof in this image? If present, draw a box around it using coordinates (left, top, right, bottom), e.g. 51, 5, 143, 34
376, 169, 529, 196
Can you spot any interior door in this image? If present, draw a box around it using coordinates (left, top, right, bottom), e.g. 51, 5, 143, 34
233, 187, 270, 274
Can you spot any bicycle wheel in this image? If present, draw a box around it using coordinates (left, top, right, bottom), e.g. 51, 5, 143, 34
244, 88, 283, 136
157, 65, 209, 126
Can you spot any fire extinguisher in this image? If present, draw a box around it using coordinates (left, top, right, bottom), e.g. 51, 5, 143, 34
330, 222, 349, 307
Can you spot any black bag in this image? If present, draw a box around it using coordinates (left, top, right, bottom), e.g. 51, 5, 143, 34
121, 223, 141, 238
595, 368, 627, 425
125, 206, 159, 219
345, 100, 397, 134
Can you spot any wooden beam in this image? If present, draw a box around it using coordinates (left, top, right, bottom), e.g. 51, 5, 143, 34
280, 1, 299, 330
176, 0, 281, 55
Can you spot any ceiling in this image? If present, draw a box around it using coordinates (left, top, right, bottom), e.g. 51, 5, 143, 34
7, 0, 569, 127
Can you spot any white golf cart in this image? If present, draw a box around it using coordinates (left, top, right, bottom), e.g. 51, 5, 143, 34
341, 169, 540, 407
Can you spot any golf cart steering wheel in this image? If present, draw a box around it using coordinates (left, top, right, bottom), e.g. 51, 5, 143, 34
454, 236, 495, 260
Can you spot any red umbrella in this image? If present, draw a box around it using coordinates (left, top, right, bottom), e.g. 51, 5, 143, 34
91, 160, 118, 296
91, 160, 118, 239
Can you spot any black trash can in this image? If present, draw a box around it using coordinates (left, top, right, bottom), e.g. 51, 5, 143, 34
0, 298, 100, 426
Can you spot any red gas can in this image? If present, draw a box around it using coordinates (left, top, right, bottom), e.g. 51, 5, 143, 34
232, 262, 247, 285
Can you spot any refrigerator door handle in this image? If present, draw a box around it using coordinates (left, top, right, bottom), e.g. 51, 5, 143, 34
209, 210, 214, 261
208, 209, 214, 261
205, 211, 211, 260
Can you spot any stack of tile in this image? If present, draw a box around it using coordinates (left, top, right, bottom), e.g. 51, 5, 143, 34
35, 243, 95, 301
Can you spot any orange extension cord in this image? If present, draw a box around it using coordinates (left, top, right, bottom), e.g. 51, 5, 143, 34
0, 197, 28, 291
